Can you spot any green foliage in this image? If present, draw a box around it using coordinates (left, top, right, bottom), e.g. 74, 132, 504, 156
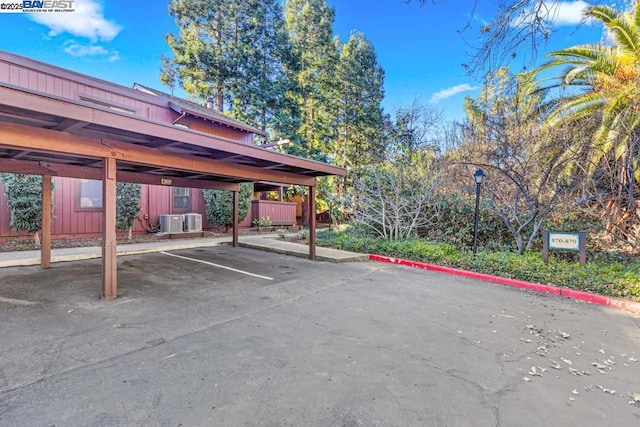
334, 31, 385, 168
115, 182, 141, 232
252, 215, 272, 230
203, 183, 253, 229
421, 194, 514, 251
163, 0, 299, 137
284, 0, 340, 161
316, 230, 640, 301
0, 173, 47, 234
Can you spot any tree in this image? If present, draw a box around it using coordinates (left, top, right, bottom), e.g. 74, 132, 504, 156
335, 31, 386, 169
162, 0, 241, 111
0, 173, 49, 245
203, 183, 253, 230
228, 0, 300, 136
536, 2, 640, 246
351, 159, 439, 241
457, 68, 581, 253
408, 0, 611, 75
163, 0, 301, 142
116, 182, 141, 240
284, 0, 340, 161
387, 100, 444, 163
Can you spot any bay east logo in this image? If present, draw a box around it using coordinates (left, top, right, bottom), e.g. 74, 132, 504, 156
22, 0, 74, 12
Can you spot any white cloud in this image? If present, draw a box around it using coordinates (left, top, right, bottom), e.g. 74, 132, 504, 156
551, 1, 591, 26
63, 41, 119, 62
430, 84, 479, 103
108, 51, 121, 62
28, 0, 122, 42
512, 1, 591, 28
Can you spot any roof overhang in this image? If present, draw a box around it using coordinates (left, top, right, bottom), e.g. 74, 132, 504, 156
0, 81, 345, 187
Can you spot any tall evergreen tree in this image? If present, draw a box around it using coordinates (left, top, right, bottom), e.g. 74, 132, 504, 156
162, 0, 243, 111
163, 0, 300, 142
230, 0, 300, 137
284, 0, 340, 161
336, 31, 385, 169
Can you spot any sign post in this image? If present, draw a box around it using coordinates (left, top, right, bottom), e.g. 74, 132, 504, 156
542, 230, 586, 265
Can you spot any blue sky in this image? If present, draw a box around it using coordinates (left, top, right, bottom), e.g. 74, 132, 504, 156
0, 0, 604, 121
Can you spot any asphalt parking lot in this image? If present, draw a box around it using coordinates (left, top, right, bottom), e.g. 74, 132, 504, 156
1, 247, 639, 426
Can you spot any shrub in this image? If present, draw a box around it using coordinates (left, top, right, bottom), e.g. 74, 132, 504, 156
316, 229, 640, 301
204, 183, 253, 230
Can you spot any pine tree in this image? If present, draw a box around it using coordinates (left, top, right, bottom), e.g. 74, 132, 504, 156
284, 0, 340, 161
336, 31, 385, 169
162, 0, 246, 111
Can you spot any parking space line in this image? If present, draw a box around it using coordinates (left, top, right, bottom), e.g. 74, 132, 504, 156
160, 251, 274, 280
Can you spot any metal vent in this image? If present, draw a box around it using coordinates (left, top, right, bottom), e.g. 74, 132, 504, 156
159, 215, 184, 233
183, 213, 203, 232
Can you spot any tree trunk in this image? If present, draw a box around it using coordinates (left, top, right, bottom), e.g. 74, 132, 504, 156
128, 226, 133, 240
33, 231, 40, 247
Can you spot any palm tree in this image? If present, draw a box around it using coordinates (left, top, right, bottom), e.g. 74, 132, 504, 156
537, 2, 640, 238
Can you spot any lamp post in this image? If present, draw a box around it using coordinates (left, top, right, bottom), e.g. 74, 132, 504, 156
472, 169, 484, 255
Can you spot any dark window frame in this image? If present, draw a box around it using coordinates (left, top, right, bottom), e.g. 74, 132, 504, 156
173, 187, 191, 212
75, 178, 103, 212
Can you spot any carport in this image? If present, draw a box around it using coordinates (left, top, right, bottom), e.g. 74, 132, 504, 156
0, 51, 345, 299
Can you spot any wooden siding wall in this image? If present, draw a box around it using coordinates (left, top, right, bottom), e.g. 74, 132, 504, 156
177, 115, 254, 144
251, 200, 296, 226
0, 57, 251, 143
0, 178, 262, 238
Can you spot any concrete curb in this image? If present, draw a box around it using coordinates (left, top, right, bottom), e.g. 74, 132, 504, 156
369, 254, 640, 315
238, 241, 369, 263
0, 241, 228, 268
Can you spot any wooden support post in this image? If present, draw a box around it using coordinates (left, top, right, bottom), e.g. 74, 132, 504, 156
579, 231, 587, 265
542, 230, 549, 264
102, 157, 117, 300
232, 190, 239, 248
41, 175, 52, 269
308, 185, 316, 260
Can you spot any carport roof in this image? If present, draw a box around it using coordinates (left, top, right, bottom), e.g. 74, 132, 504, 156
0, 50, 345, 187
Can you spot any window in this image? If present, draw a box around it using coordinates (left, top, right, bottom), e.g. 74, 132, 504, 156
173, 187, 191, 211
76, 179, 102, 211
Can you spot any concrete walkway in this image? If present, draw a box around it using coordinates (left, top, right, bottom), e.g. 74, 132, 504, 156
0, 234, 368, 268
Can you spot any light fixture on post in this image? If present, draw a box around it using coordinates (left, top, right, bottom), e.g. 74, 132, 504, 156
472, 169, 484, 255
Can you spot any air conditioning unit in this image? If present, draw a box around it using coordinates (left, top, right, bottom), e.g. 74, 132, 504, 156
159, 214, 184, 233
183, 213, 203, 232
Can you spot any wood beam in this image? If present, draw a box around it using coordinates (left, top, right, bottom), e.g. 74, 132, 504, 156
309, 185, 316, 261
0, 158, 240, 191
56, 119, 88, 132
232, 190, 239, 248
0, 122, 316, 186
11, 150, 30, 159
102, 157, 117, 300
41, 175, 52, 269
0, 82, 345, 177
0, 110, 59, 127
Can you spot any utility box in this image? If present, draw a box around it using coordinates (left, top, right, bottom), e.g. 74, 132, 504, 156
183, 213, 203, 232
159, 215, 184, 233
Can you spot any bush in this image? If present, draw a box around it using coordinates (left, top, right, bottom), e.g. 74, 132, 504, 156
316, 229, 640, 301
204, 183, 253, 230
421, 194, 514, 251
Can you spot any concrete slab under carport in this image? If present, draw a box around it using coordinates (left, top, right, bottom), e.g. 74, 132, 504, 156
1, 248, 639, 426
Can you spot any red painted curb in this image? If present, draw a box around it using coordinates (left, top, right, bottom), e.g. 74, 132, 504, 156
369, 254, 640, 315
